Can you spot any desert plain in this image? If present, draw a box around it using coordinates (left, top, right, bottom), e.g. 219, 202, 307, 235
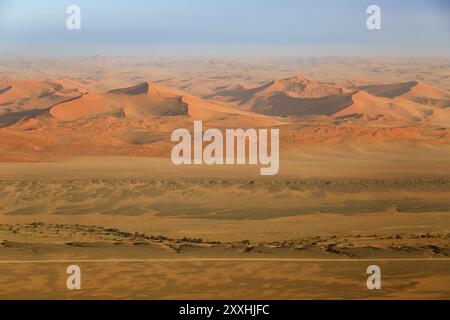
0, 56, 449, 299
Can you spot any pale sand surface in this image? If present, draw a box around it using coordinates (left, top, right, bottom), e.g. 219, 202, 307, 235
0, 261, 448, 299
0, 223, 448, 299
0, 157, 449, 299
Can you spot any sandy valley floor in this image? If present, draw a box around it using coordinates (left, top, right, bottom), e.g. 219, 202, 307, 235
0, 156, 449, 299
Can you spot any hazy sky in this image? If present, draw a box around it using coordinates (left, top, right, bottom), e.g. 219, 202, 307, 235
0, 0, 449, 57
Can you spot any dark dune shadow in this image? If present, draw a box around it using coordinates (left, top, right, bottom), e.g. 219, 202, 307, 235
358, 81, 417, 99
253, 92, 354, 117
0, 108, 48, 128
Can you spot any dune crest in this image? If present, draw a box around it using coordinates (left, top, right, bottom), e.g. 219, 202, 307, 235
211, 75, 346, 104
49, 92, 121, 121
333, 90, 450, 127
47, 81, 277, 125
262, 75, 346, 98
358, 81, 450, 108
1, 75, 449, 161
0, 78, 82, 114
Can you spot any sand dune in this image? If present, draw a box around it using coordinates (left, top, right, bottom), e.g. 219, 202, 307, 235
400, 82, 450, 108
48, 81, 276, 123
49, 92, 121, 121
0, 77, 82, 115
0, 77, 64, 103
0, 75, 449, 162
259, 75, 347, 98
358, 81, 418, 99
207, 76, 450, 124
209, 75, 356, 117
359, 81, 450, 108
0, 77, 84, 127
0, 78, 282, 161
0, 75, 449, 161
53, 77, 90, 94
334, 90, 450, 127
249, 92, 354, 117
212, 75, 346, 102
211, 75, 348, 107
3, 75, 449, 126
50, 82, 188, 121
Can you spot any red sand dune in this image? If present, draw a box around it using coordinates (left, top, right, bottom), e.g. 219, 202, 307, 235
209, 76, 450, 123
334, 90, 450, 127
50, 81, 276, 124
259, 75, 347, 98
0, 75, 449, 161
211, 75, 348, 105
0, 77, 82, 114
49, 92, 121, 121
209, 75, 358, 117
358, 81, 450, 108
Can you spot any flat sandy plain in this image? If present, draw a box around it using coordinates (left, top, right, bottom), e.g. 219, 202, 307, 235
0, 157, 449, 299
0, 57, 449, 299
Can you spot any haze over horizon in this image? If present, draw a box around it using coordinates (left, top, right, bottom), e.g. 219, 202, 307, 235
1, 1, 450, 300
0, 0, 449, 57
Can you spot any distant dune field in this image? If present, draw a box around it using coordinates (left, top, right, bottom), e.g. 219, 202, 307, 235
0, 56, 449, 299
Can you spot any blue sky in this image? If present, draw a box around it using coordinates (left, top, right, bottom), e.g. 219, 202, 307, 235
0, 0, 449, 56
